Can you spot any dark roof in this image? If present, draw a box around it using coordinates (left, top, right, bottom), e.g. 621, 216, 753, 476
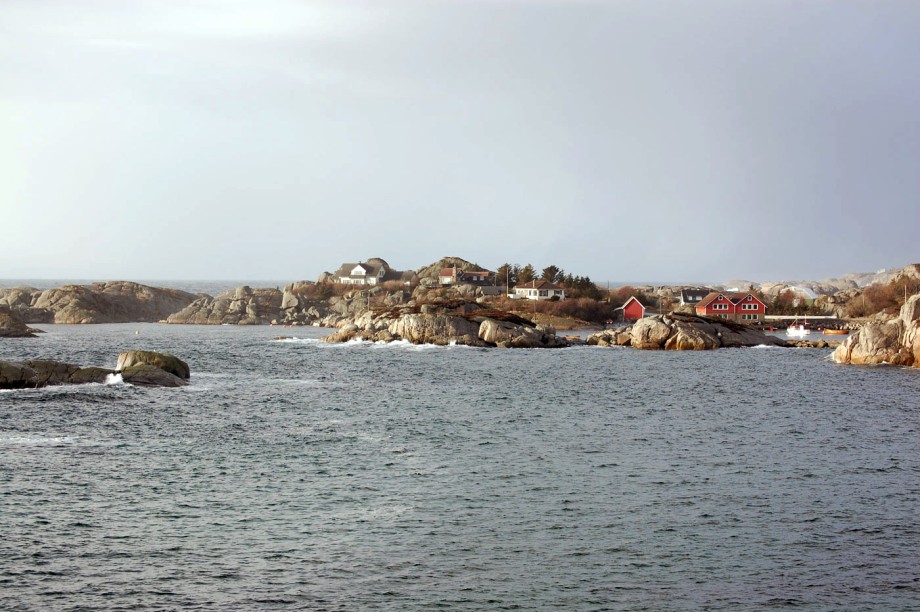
334, 262, 382, 279
680, 289, 711, 302
514, 280, 564, 291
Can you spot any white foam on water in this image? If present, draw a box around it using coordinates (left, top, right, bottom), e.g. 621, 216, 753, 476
105, 373, 125, 385
372, 339, 474, 351
273, 336, 322, 344
1, 435, 76, 446
293, 336, 478, 351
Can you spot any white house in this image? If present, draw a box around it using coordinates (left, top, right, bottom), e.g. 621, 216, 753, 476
329, 258, 415, 286
513, 280, 565, 301
334, 262, 385, 285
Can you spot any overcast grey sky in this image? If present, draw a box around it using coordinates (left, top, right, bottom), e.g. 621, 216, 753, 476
2, 0, 918, 284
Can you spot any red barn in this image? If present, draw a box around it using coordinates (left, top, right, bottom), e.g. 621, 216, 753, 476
695, 291, 766, 322
621, 296, 646, 322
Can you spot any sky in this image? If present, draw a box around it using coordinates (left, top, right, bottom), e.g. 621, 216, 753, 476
1, 0, 918, 285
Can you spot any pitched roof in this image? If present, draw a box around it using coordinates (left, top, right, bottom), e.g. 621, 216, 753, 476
334, 262, 382, 278
622, 296, 645, 309
697, 291, 765, 309
729, 291, 765, 305
697, 291, 729, 309
514, 280, 564, 290
680, 289, 711, 302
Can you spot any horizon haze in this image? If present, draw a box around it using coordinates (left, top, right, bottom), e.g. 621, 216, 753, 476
2, 1, 918, 283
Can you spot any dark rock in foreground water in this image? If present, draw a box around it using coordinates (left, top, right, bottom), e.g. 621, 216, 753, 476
116, 350, 190, 380
119, 364, 188, 387
0, 350, 190, 389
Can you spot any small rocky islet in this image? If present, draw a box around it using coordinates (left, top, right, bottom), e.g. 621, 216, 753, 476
0, 350, 191, 389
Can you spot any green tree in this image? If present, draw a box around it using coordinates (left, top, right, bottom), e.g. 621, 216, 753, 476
518, 264, 535, 284
496, 263, 514, 288
541, 265, 561, 284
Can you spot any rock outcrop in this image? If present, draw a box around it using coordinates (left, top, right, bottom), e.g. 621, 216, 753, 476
0, 307, 40, 338
118, 364, 188, 387
832, 293, 920, 367
0, 282, 198, 324
321, 300, 568, 348
0, 350, 191, 389
166, 286, 283, 325
586, 313, 786, 350
0, 360, 114, 388
116, 350, 190, 380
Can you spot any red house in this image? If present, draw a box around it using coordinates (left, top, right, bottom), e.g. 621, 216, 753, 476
695, 291, 766, 322
621, 296, 646, 322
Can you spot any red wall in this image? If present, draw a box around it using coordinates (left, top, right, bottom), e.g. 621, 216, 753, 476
624, 300, 645, 321
696, 294, 766, 317
698, 294, 734, 316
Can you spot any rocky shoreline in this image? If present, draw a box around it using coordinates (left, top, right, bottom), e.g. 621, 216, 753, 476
585, 312, 787, 350
5, 279, 920, 365
319, 300, 568, 348
832, 294, 920, 366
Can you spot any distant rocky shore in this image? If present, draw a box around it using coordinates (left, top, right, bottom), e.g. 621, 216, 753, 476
1, 280, 358, 327
0, 281, 198, 324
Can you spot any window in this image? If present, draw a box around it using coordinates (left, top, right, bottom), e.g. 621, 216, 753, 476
539, 290, 548, 297
741, 303, 759, 310
741, 313, 759, 320
713, 303, 729, 310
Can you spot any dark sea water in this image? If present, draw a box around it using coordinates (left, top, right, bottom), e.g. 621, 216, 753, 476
2, 324, 919, 611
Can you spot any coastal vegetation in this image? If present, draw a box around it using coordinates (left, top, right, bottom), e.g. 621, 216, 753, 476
841, 274, 920, 318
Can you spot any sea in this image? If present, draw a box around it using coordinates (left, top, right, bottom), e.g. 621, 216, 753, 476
2, 287, 920, 610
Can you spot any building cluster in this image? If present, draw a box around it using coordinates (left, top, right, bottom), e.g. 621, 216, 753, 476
615, 289, 767, 323
322, 258, 568, 301
322, 258, 769, 321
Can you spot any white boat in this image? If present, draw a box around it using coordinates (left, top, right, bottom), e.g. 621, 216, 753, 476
786, 318, 809, 337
